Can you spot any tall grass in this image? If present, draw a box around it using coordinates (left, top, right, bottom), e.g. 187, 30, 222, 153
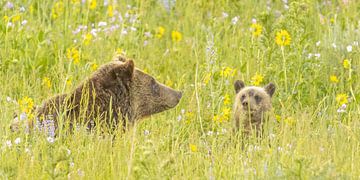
1, 0, 360, 179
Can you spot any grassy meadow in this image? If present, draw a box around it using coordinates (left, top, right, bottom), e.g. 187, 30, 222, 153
1, 0, 360, 179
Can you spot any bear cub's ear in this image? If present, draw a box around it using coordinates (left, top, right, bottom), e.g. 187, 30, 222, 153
234, 80, 245, 93
264, 82, 276, 97
113, 55, 127, 62
123, 60, 135, 79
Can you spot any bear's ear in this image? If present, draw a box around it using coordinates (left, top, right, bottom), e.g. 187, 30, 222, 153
123, 60, 135, 78
234, 80, 245, 93
113, 55, 127, 62
264, 82, 276, 97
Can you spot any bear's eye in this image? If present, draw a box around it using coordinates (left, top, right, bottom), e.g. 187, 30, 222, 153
254, 95, 262, 104
240, 94, 246, 101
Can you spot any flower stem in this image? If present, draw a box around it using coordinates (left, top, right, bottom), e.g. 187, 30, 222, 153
281, 46, 287, 93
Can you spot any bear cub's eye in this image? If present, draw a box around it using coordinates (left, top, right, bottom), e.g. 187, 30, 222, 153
240, 94, 246, 101
254, 95, 262, 104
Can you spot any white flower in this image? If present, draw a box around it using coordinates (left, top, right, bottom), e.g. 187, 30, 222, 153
47, 137, 55, 143
181, 109, 185, 114
121, 29, 128, 35
67, 149, 71, 155
103, 0, 109, 6
144, 130, 150, 136
20, 6, 26, 12
130, 27, 137, 31
314, 53, 321, 58
6, 140, 12, 148
25, 148, 30, 153
177, 115, 182, 121
307, 53, 313, 58
6, 97, 12, 102
20, 112, 27, 121
144, 31, 152, 38
222, 12, 229, 18
332, 43, 337, 48
5, 2, 14, 9
143, 40, 148, 46
346, 45, 352, 52
284, 5, 289, 10
251, 18, 257, 24
337, 104, 347, 113
353, 41, 359, 46
70, 162, 75, 168
14, 138, 21, 145
21, 20, 28, 26
7, 22, 14, 28
98, 21, 107, 27
77, 169, 85, 177
207, 131, 214, 136
231, 16, 239, 25
316, 41, 321, 46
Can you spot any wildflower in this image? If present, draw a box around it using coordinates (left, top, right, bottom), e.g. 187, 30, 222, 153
12, 14, 21, 23
47, 137, 55, 143
20, 6, 26, 12
220, 67, 236, 78
144, 31, 152, 38
171, 30, 182, 42
189, 144, 198, 152
6, 140, 12, 148
222, 12, 229, 18
284, 117, 295, 126
223, 94, 231, 105
329, 75, 339, 83
77, 169, 85, 177
343, 59, 350, 69
83, 32, 93, 45
275, 29, 291, 46
316, 41, 321, 46
21, 20, 28, 26
98, 22, 107, 27
14, 138, 21, 145
275, 115, 281, 122
51, 1, 64, 19
222, 107, 231, 119
107, 5, 114, 17
116, 48, 124, 55
203, 73, 212, 85
6, 97, 12, 102
66, 77, 73, 86
155, 26, 165, 38
337, 104, 347, 113
18, 96, 34, 114
29, 5, 34, 14
251, 73, 264, 86
336, 93, 348, 105
332, 43, 337, 48
66, 47, 80, 65
346, 45, 352, 52
314, 53, 321, 58
3, 15, 9, 22
250, 23, 263, 37
89, 0, 97, 10
144, 130, 150, 136
42, 77, 52, 88
91, 63, 98, 71
231, 16, 239, 25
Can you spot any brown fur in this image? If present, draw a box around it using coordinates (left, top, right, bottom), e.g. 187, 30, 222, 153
233, 80, 275, 136
13, 56, 182, 133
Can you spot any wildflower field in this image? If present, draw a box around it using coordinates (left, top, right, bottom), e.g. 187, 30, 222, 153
1, 0, 360, 179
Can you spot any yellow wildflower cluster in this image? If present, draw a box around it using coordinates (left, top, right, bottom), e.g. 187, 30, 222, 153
223, 94, 231, 105
66, 47, 80, 65
251, 73, 264, 86
42, 77, 52, 89
84, 33, 93, 46
251, 23, 263, 37
51, 1, 64, 19
91, 63, 98, 71
220, 67, 236, 78
213, 107, 231, 123
203, 72, 212, 85
156, 26, 165, 38
89, 0, 97, 10
18, 96, 34, 114
12, 14, 21, 23
107, 5, 114, 17
275, 29, 291, 46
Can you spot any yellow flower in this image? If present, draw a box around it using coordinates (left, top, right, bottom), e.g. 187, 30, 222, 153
275, 29, 291, 46
89, 0, 97, 10
42, 77, 52, 89
220, 67, 236, 78
156, 26, 165, 38
251, 73, 264, 86
165, 79, 173, 87
51, 1, 64, 19
84, 33, 93, 46
343, 59, 350, 69
107, 5, 114, 17
329, 75, 339, 83
29, 5, 34, 14
203, 73, 211, 85
12, 14, 21, 23
171, 30, 182, 42
71, 0, 80, 3
91, 63, 98, 71
275, 115, 281, 122
18, 96, 34, 114
336, 93, 348, 105
3, 15, 9, 22
223, 94, 231, 105
66, 47, 80, 65
189, 144, 198, 152
66, 77, 73, 86
222, 107, 230, 119
284, 117, 296, 126
116, 48, 123, 55
251, 23, 263, 37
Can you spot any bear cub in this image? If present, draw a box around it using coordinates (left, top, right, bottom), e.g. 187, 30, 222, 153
233, 80, 275, 136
